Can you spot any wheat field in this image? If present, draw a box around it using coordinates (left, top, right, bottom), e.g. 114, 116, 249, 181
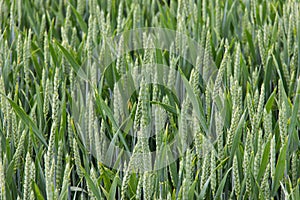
0, 0, 299, 199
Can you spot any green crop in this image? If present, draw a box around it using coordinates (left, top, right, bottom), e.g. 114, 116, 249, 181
0, 0, 299, 199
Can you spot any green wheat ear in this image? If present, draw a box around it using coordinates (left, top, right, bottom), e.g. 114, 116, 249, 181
227, 105, 240, 148
213, 39, 229, 101
73, 138, 83, 179
233, 154, 240, 198
254, 129, 263, 180
270, 135, 276, 181
23, 152, 32, 200
200, 150, 210, 199
17, 33, 22, 65
279, 101, 287, 147
13, 130, 26, 170
0, 155, 5, 199
56, 141, 63, 190
291, 152, 298, 187
211, 148, 217, 196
